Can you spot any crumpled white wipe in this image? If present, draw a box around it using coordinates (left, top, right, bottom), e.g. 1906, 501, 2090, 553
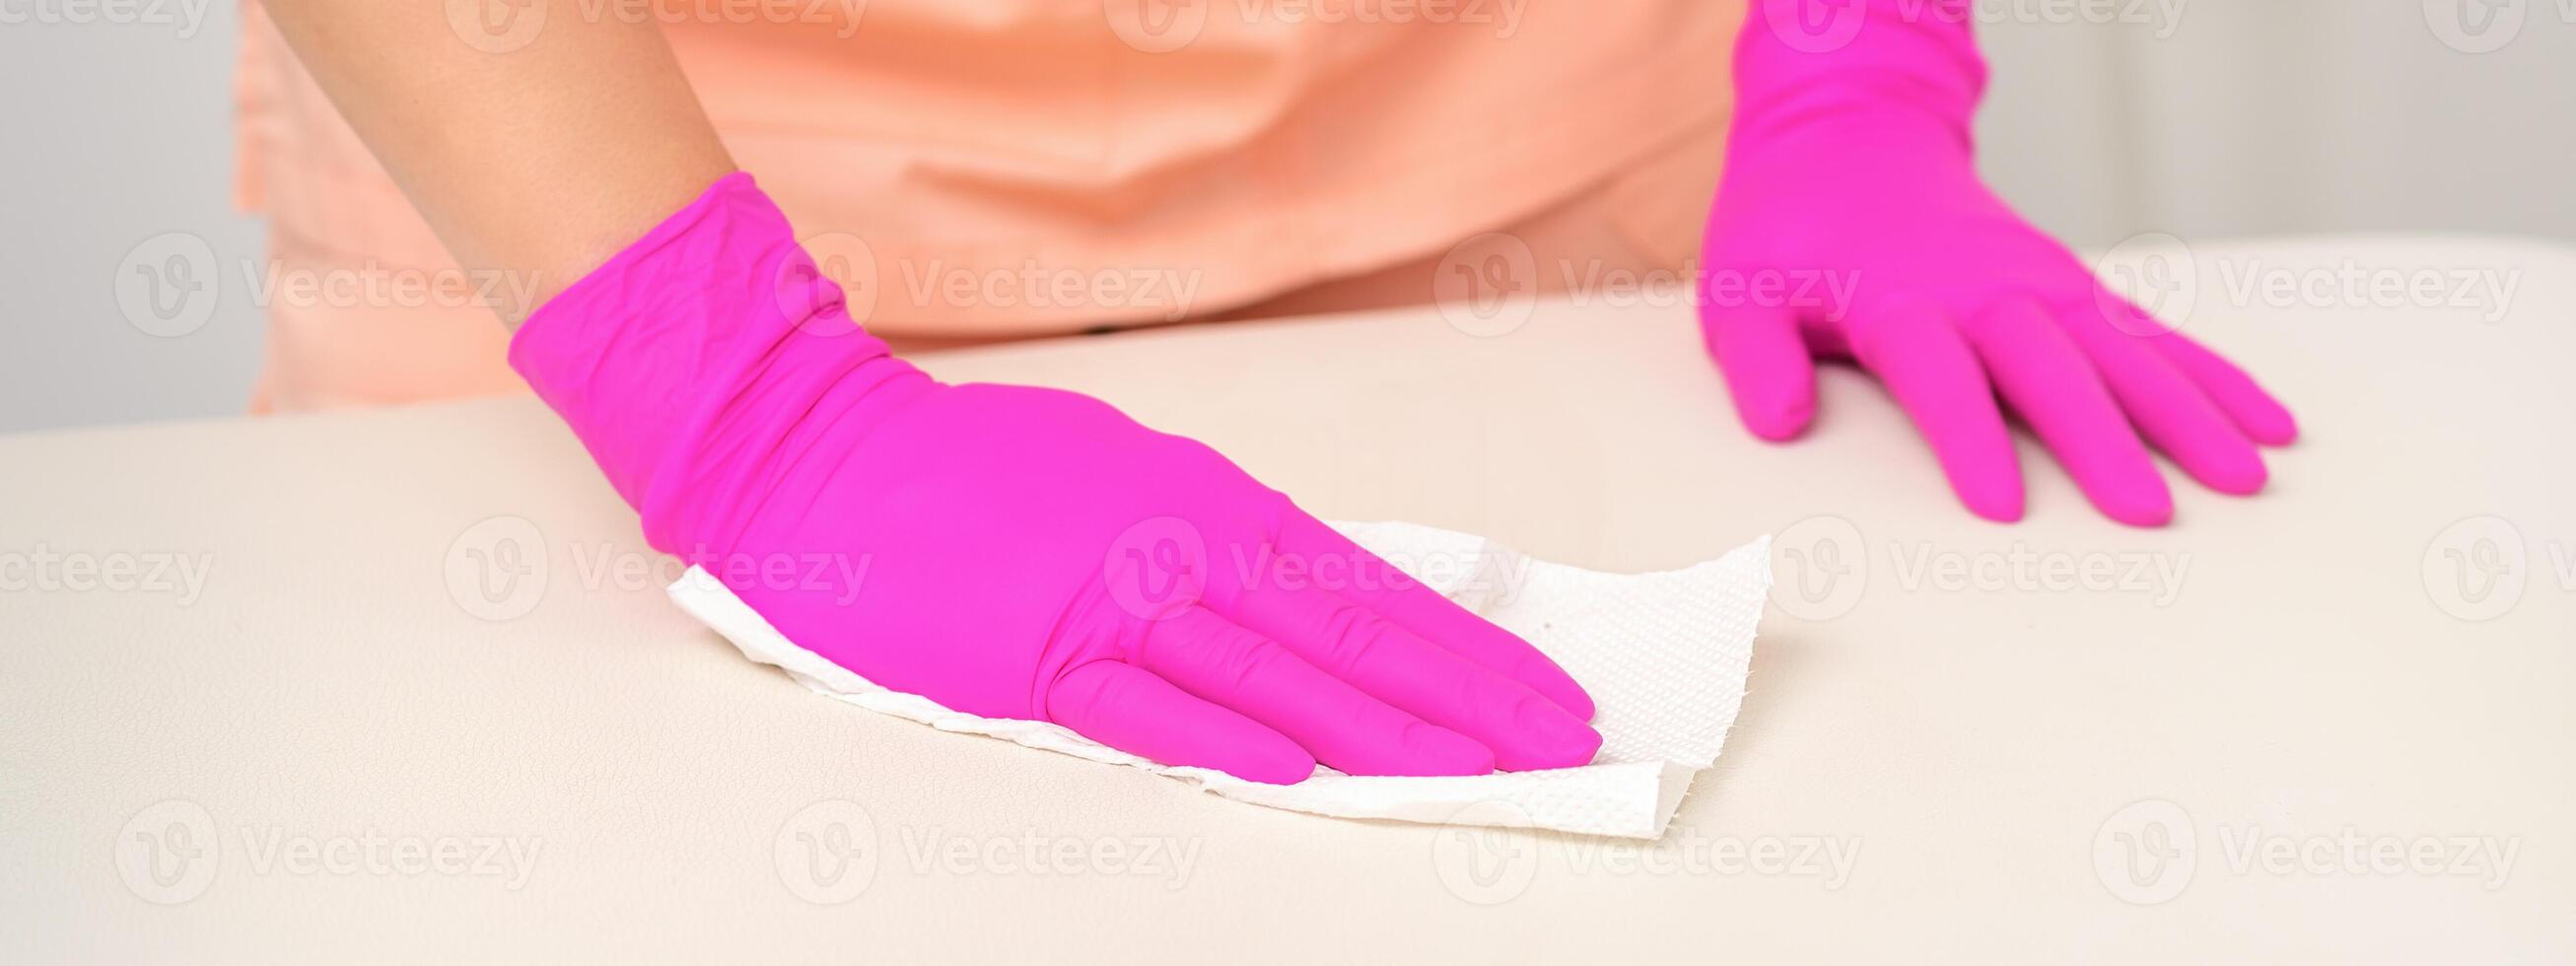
666, 521, 1772, 840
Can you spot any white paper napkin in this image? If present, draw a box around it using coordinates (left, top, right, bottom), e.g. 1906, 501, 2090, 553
667, 521, 1771, 839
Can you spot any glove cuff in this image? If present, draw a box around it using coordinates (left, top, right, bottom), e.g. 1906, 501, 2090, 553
510, 172, 932, 554
1732, 0, 1989, 148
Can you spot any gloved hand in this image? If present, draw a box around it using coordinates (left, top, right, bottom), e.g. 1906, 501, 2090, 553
1701, 0, 2298, 526
511, 173, 1600, 784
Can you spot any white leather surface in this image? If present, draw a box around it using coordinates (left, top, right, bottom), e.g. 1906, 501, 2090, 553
6, 237, 2571, 962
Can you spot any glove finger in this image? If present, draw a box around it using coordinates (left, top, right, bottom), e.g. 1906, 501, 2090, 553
1215, 562, 1600, 771
1047, 660, 1315, 785
1134, 605, 1497, 777
1274, 512, 1595, 720
1850, 312, 2026, 522
1701, 299, 1818, 441
2140, 317, 2300, 446
1967, 296, 2174, 526
2058, 298, 2268, 495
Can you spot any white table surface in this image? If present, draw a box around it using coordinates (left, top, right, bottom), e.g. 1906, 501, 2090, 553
6, 237, 2571, 962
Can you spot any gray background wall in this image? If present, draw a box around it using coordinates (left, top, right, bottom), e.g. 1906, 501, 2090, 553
3, 1, 2570, 433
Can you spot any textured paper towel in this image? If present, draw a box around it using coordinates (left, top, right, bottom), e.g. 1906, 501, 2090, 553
667, 521, 1772, 839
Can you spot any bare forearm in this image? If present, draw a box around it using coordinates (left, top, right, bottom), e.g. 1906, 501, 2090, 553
259, 0, 735, 325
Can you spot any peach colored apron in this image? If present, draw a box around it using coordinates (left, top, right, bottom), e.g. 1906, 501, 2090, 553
235, 0, 1742, 411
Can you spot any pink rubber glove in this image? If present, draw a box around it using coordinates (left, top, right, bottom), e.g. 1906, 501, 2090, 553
1702, 0, 2298, 526
511, 173, 1599, 784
